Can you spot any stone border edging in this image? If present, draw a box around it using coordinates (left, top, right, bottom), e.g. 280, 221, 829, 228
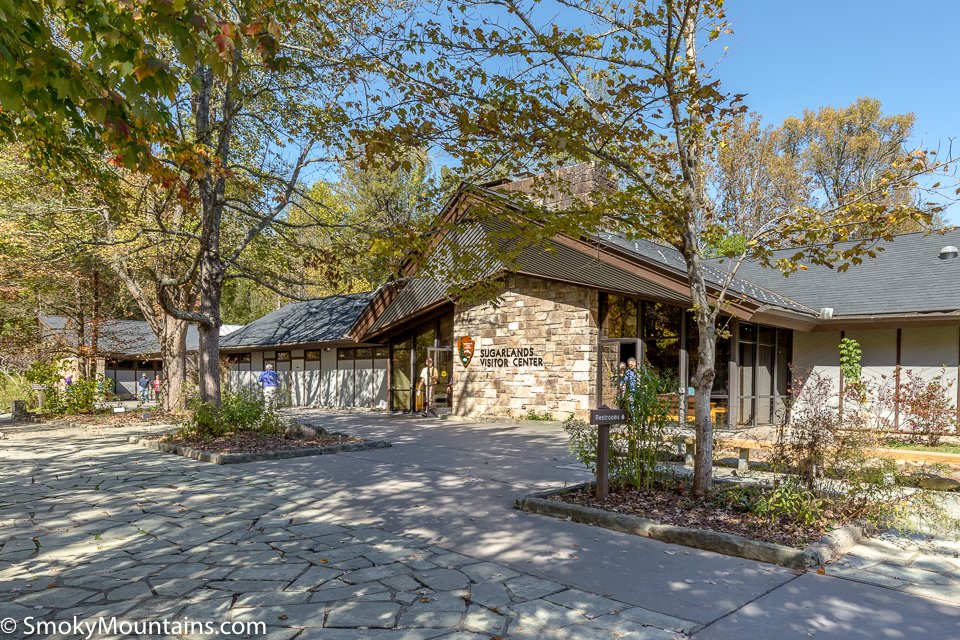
127, 435, 391, 464
515, 483, 863, 569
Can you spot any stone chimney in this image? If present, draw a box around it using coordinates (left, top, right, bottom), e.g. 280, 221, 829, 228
488, 162, 614, 209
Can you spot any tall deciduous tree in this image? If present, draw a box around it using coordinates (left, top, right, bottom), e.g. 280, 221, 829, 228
400, 0, 952, 495
3, 1, 436, 407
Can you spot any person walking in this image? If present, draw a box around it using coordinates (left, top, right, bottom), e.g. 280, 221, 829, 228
258, 363, 281, 410
138, 373, 150, 403
152, 374, 162, 404
416, 356, 439, 417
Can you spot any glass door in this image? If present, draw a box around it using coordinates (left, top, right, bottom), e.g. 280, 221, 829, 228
427, 347, 454, 415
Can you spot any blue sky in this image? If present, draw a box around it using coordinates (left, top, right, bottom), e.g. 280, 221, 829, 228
715, 1, 960, 223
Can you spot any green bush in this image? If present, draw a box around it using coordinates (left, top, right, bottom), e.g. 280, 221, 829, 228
564, 363, 675, 490
525, 409, 554, 421
23, 360, 104, 416
177, 389, 284, 440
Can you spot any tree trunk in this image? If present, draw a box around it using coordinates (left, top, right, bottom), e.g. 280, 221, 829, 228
159, 317, 189, 412
196, 251, 223, 405
691, 307, 717, 497
684, 236, 718, 497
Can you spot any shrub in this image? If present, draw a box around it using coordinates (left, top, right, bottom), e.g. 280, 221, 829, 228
752, 477, 824, 527
23, 360, 102, 415
564, 363, 675, 490
893, 368, 956, 447
780, 348, 960, 536
177, 389, 284, 440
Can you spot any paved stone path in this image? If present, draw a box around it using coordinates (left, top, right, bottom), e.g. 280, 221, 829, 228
0, 421, 691, 639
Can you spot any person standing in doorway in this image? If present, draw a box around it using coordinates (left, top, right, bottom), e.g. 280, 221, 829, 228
619, 357, 639, 413
258, 363, 280, 410
138, 373, 150, 402
416, 357, 438, 417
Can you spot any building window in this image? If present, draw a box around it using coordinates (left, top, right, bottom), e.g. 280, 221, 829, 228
275, 350, 291, 362
603, 295, 639, 339
642, 301, 681, 378
738, 323, 791, 426
338, 348, 355, 361
305, 350, 321, 361
226, 353, 251, 364
373, 346, 389, 359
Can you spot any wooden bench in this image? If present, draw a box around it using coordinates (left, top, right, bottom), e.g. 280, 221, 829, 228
672, 435, 960, 470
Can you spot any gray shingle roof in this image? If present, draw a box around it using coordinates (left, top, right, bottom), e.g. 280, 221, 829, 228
220, 292, 374, 350
39, 316, 242, 357
726, 229, 960, 317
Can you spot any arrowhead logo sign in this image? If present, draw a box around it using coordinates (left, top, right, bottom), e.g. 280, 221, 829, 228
456, 336, 475, 368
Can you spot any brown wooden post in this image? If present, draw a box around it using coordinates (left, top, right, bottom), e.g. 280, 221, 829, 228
596, 423, 610, 499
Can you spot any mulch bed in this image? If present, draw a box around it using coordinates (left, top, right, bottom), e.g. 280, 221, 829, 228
156, 432, 362, 455
551, 482, 847, 548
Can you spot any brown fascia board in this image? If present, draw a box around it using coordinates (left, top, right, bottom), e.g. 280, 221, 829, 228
809, 311, 960, 332
749, 306, 821, 332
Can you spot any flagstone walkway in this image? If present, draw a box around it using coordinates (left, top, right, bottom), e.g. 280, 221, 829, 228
0, 421, 690, 639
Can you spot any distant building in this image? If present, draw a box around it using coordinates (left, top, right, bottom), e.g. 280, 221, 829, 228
39, 316, 242, 398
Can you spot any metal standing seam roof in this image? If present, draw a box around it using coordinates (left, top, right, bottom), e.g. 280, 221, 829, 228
219, 292, 374, 350
364, 218, 701, 337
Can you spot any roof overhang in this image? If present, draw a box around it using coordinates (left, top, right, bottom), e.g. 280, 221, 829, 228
349, 186, 769, 338
809, 311, 960, 331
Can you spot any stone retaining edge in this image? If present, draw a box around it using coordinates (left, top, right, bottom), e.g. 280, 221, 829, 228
515, 486, 864, 570
127, 435, 391, 464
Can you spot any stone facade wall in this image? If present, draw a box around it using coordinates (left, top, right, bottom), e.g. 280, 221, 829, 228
452, 274, 599, 420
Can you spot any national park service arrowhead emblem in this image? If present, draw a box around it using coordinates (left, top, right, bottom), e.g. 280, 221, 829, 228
456, 336, 475, 368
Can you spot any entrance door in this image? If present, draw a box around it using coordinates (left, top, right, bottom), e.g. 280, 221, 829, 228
598, 339, 641, 408
427, 347, 454, 416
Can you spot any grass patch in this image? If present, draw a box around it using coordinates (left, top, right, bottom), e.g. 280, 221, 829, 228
882, 439, 960, 454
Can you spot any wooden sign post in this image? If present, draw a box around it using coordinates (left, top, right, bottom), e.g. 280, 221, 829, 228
589, 405, 627, 499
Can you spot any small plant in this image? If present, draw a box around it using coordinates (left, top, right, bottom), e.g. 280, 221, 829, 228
839, 337, 863, 394
753, 478, 824, 527
524, 409, 554, 421
177, 389, 284, 440
894, 368, 956, 447
563, 416, 597, 473
710, 483, 765, 513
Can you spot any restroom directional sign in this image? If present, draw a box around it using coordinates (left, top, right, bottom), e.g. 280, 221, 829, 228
590, 405, 627, 425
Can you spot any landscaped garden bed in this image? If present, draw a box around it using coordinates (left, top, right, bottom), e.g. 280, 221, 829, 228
156, 430, 364, 454
535, 348, 960, 568
549, 480, 843, 548
130, 431, 390, 464
129, 389, 390, 463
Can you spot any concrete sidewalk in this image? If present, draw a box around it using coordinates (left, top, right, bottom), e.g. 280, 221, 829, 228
237, 409, 960, 638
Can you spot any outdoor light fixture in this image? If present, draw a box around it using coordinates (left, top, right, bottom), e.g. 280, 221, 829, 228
939, 246, 959, 260
818, 307, 834, 319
